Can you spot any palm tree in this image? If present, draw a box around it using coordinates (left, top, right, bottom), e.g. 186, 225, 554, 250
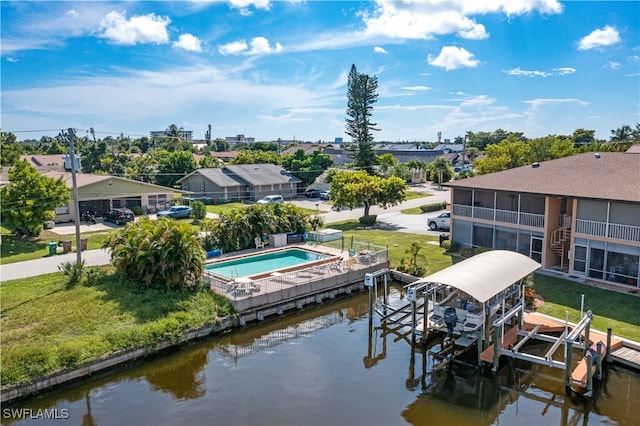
405, 242, 423, 268
610, 125, 633, 144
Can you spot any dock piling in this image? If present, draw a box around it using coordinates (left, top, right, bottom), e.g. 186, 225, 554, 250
585, 352, 593, 396
565, 339, 573, 394
606, 328, 612, 363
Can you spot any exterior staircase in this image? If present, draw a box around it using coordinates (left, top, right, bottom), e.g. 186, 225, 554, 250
550, 225, 571, 271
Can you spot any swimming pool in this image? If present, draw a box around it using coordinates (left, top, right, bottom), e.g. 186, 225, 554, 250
205, 248, 330, 279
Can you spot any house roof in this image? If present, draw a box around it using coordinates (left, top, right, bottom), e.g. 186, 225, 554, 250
408, 250, 541, 303
281, 144, 322, 155
446, 151, 640, 202
178, 168, 243, 187
20, 154, 66, 171
225, 164, 301, 185
43, 172, 186, 193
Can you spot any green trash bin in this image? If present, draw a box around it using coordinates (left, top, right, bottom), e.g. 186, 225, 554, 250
48, 241, 58, 256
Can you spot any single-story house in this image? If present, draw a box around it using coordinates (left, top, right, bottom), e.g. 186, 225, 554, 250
178, 164, 301, 203
45, 172, 188, 223
444, 149, 640, 291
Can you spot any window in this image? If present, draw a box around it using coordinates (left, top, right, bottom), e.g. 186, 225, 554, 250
573, 245, 587, 273
472, 224, 493, 248
588, 247, 605, 280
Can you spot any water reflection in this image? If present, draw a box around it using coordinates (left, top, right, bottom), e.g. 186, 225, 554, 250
3, 286, 640, 426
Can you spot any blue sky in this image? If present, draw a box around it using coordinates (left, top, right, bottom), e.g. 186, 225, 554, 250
2, 1, 639, 143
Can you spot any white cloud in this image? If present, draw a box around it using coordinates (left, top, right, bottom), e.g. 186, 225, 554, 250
363, 0, 561, 40
173, 34, 203, 52
6, 57, 19, 63
374, 46, 387, 54
218, 37, 282, 55
428, 46, 479, 71
578, 25, 621, 50
228, 0, 271, 10
249, 37, 283, 54
553, 67, 576, 75
97, 11, 170, 45
505, 68, 551, 77
504, 67, 576, 77
525, 98, 589, 108
606, 61, 621, 70
218, 40, 248, 55
402, 86, 430, 91
228, 0, 271, 15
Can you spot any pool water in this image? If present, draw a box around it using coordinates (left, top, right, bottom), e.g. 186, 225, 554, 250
204, 248, 328, 278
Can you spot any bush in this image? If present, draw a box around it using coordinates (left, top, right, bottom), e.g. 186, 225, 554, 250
358, 215, 377, 226
419, 201, 447, 213
191, 201, 207, 221
441, 240, 459, 253
131, 206, 144, 216
58, 260, 86, 288
103, 217, 205, 291
460, 247, 474, 258
524, 287, 537, 309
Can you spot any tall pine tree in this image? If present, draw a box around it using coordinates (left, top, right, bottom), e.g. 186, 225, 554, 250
345, 64, 379, 174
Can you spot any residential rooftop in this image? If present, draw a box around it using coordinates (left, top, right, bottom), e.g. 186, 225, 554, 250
445, 151, 640, 203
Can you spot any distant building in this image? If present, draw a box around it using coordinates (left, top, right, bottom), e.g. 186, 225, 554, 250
334, 137, 343, 144
178, 163, 301, 202
225, 134, 255, 145
150, 129, 193, 142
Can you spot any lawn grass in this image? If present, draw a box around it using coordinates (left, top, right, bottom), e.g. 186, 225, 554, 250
322, 221, 453, 275
0, 268, 234, 387
530, 273, 640, 341
1, 226, 113, 265
401, 207, 424, 215
205, 202, 326, 216
405, 190, 433, 201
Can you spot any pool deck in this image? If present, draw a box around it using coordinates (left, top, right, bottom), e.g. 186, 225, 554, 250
205, 243, 389, 320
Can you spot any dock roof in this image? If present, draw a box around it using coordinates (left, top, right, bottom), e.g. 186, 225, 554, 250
409, 250, 540, 303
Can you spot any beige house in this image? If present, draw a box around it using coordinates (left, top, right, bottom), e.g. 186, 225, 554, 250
46, 172, 187, 223
445, 150, 640, 290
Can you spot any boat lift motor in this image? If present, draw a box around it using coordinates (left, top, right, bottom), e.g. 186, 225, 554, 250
443, 307, 458, 342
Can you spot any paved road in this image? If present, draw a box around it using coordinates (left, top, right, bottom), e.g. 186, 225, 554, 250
0, 184, 451, 280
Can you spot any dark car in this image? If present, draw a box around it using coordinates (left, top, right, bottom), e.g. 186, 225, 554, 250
305, 189, 321, 198
156, 205, 192, 219
104, 208, 135, 225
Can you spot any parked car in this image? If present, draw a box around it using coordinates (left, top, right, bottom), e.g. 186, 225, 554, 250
256, 195, 284, 205
319, 190, 331, 200
104, 208, 135, 225
305, 189, 321, 198
427, 212, 450, 230
156, 205, 192, 219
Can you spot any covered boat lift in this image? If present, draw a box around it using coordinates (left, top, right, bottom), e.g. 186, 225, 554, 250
403, 250, 541, 354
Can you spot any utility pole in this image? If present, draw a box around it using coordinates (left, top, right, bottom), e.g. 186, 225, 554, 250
66, 128, 82, 264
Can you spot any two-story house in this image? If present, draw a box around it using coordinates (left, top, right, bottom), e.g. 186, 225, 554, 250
444, 150, 640, 290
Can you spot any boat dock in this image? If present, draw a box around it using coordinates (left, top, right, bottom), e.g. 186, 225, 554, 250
374, 250, 640, 398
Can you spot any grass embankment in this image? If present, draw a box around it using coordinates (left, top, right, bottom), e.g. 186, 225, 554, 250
530, 274, 640, 341
0, 269, 234, 387
0, 226, 111, 265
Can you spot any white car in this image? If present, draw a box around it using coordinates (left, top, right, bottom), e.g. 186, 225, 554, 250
427, 212, 450, 231
256, 195, 284, 205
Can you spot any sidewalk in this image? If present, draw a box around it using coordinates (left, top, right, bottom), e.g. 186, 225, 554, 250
0, 248, 112, 281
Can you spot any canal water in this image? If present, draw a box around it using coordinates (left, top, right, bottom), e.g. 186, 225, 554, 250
4, 287, 640, 426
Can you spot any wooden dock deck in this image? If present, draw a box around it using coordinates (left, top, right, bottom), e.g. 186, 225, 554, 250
611, 344, 640, 370
479, 327, 519, 363
480, 312, 638, 369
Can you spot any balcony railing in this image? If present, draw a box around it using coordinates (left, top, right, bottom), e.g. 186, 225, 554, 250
576, 219, 640, 242
452, 204, 544, 228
